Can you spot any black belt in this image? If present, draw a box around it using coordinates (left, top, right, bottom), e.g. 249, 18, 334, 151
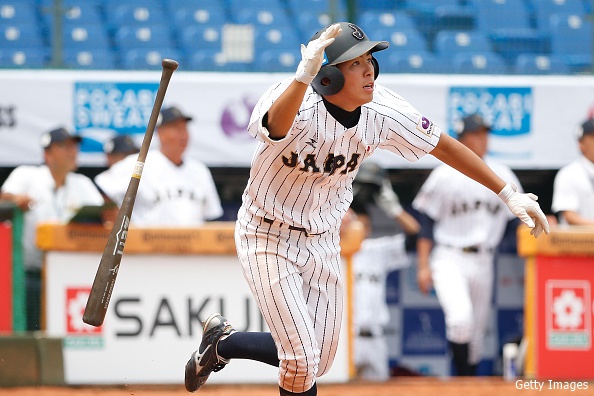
263, 218, 323, 237
358, 329, 375, 338
445, 245, 494, 254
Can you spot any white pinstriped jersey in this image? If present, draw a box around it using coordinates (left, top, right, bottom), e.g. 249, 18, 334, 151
552, 156, 594, 223
413, 158, 520, 249
241, 78, 442, 233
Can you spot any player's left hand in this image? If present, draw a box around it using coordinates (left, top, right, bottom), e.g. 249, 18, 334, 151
498, 183, 550, 238
295, 24, 342, 85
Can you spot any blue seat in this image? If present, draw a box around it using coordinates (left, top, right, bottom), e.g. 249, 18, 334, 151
382, 51, 445, 74
63, 48, 117, 69
0, 3, 37, 25
434, 30, 493, 57
451, 52, 509, 74
358, 10, 416, 32
188, 50, 252, 72
368, 27, 428, 53
114, 25, 175, 50
180, 25, 223, 52
513, 53, 570, 74
0, 25, 43, 48
254, 25, 301, 51
294, 12, 335, 41
286, 0, 347, 14
228, 0, 285, 8
0, 48, 47, 68
405, 0, 474, 37
173, 5, 227, 27
43, 4, 103, 30
122, 48, 184, 70
549, 13, 592, 72
531, 0, 585, 31
166, 0, 226, 9
106, 4, 167, 29
357, 0, 406, 11
104, 0, 162, 10
39, 0, 104, 7
230, 6, 291, 27
253, 49, 301, 72
61, 24, 110, 50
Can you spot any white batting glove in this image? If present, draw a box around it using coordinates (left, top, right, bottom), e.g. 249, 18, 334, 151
295, 24, 342, 85
498, 183, 550, 238
375, 179, 404, 218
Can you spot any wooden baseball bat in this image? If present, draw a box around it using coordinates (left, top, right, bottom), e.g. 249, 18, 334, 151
83, 59, 179, 327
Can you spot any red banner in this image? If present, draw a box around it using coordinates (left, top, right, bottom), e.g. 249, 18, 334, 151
537, 256, 594, 379
0, 223, 12, 332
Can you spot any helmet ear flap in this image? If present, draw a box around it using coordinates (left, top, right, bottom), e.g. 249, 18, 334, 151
311, 65, 345, 96
372, 55, 380, 80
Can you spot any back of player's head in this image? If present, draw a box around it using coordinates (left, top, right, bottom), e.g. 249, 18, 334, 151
310, 22, 389, 96
576, 118, 594, 140
455, 113, 491, 139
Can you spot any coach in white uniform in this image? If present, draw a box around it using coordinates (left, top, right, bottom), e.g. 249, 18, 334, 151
183, 23, 549, 396
552, 118, 594, 225
95, 106, 223, 227
413, 114, 523, 376
0, 127, 104, 330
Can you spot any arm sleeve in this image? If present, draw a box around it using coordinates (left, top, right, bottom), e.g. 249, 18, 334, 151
417, 211, 435, 241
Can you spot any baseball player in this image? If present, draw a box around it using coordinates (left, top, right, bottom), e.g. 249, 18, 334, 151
350, 162, 419, 381
184, 23, 549, 395
95, 106, 223, 227
552, 118, 594, 225
412, 114, 523, 376
0, 127, 104, 330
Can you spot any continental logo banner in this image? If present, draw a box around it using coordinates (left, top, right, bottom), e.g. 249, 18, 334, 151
518, 225, 594, 257
36, 222, 237, 254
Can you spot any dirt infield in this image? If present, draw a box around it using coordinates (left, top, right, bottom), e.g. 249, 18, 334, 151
4, 378, 594, 396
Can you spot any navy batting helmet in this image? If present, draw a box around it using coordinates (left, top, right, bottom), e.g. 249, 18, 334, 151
310, 22, 389, 96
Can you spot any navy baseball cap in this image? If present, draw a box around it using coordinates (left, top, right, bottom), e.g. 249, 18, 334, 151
456, 114, 491, 136
40, 127, 82, 149
104, 135, 139, 155
577, 118, 594, 139
157, 106, 193, 127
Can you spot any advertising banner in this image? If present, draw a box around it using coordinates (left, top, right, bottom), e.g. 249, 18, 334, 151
1, 71, 593, 169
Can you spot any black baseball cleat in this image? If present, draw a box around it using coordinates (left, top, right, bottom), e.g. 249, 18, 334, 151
184, 313, 236, 392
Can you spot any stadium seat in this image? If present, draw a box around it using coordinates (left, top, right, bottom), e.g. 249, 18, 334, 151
188, 50, 252, 72
166, 0, 226, 9
382, 51, 445, 74
173, 5, 227, 27
39, 0, 104, 7
61, 24, 110, 50
253, 25, 301, 52
513, 53, 570, 74
106, 4, 167, 29
286, 0, 347, 14
122, 48, 183, 70
357, 10, 416, 32
367, 27, 429, 53
549, 13, 593, 72
531, 0, 586, 31
114, 25, 175, 50
451, 52, 509, 74
0, 25, 43, 48
180, 25, 223, 52
0, 48, 47, 68
405, 0, 474, 38
43, 3, 103, 28
253, 49, 301, 72
230, 6, 291, 27
434, 30, 493, 57
357, 0, 406, 11
63, 48, 117, 69
295, 12, 333, 41
0, 3, 37, 26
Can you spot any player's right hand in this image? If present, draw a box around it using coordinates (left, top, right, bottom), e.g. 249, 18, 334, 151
417, 266, 433, 295
295, 24, 342, 85
498, 183, 550, 238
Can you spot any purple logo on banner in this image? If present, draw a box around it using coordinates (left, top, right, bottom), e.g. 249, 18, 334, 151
402, 308, 447, 355
220, 96, 257, 139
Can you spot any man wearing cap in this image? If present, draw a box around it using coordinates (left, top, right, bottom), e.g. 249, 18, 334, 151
103, 134, 140, 167
0, 127, 104, 330
184, 23, 548, 396
552, 118, 594, 225
413, 113, 524, 376
95, 105, 223, 227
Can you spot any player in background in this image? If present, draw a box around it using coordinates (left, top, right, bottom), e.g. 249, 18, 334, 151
95, 105, 223, 227
349, 161, 420, 381
552, 118, 594, 225
0, 127, 104, 330
184, 23, 549, 396
103, 134, 139, 167
412, 114, 523, 376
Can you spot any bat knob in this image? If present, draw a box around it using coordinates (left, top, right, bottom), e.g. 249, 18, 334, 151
162, 59, 179, 71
